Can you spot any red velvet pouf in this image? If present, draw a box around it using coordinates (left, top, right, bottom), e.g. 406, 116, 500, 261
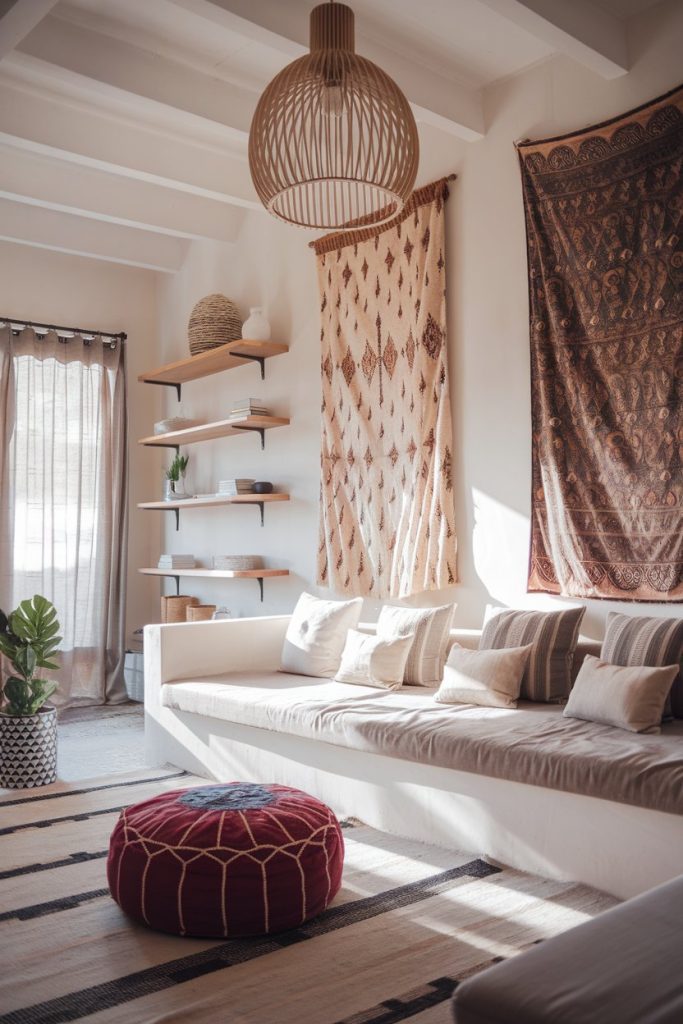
107, 782, 344, 938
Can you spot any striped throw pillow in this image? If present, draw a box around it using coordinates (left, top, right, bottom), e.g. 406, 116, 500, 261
376, 603, 455, 685
480, 606, 585, 702
601, 613, 683, 719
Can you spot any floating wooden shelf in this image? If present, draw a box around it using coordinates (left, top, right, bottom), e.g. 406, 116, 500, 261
140, 566, 289, 602
138, 340, 288, 398
138, 415, 289, 451
138, 493, 289, 529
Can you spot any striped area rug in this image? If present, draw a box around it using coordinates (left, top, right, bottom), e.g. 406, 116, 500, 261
1, 768, 617, 1024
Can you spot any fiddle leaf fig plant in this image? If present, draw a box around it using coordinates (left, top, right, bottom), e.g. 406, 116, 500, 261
0, 595, 61, 716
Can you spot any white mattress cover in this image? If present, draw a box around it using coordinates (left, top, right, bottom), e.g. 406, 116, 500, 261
161, 670, 683, 814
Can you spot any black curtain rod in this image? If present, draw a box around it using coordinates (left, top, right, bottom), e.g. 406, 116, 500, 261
0, 317, 127, 344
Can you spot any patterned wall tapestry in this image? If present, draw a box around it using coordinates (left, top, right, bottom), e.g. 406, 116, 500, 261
312, 178, 456, 598
518, 85, 683, 602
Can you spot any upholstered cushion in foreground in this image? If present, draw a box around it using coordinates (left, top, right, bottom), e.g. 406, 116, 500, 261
451, 874, 683, 1024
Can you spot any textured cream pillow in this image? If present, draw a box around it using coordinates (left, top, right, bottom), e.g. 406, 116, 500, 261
435, 643, 533, 709
280, 592, 362, 678
563, 655, 679, 734
376, 603, 456, 685
335, 629, 414, 690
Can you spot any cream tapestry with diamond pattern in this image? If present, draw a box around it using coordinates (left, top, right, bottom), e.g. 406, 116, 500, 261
312, 177, 457, 598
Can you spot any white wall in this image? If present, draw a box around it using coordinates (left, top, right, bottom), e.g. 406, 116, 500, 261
0, 242, 161, 638
152, 0, 683, 634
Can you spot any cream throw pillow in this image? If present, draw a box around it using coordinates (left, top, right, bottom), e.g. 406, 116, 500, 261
335, 629, 414, 690
435, 643, 533, 709
280, 592, 362, 678
376, 603, 456, 685
563, 655, 679, 734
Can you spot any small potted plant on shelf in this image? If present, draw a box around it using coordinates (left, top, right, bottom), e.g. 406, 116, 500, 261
0, 595, 62, 789
164, 452, 189, 500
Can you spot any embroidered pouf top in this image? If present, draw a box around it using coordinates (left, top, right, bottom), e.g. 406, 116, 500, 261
107, 782, 344, 937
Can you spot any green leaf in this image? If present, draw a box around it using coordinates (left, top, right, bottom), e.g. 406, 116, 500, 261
14, 645, 37, 680
0, 634, 17, 659
4, 676, 31, 715
2, 595, 61, 707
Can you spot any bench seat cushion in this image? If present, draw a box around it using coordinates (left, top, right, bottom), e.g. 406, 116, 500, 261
161, 671, 683, 815
452, 874, 683, 1024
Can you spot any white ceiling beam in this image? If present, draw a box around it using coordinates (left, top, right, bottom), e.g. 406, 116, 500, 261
3, 50, 246, 151
0, 197, 188, 272
0, 143, 246, 243
0, 74, 260, 208
476, 0, 629, 79
18, 13, 256, 143
0, 0, 58, 59
170, 0, 485, 140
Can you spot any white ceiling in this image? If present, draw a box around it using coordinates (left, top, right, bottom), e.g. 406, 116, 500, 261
0, 0, 664, 273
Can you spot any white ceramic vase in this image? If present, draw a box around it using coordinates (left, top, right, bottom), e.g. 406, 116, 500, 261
241, 307, 271, 341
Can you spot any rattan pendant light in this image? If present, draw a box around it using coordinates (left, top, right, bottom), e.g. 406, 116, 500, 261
248, 0, 419, 230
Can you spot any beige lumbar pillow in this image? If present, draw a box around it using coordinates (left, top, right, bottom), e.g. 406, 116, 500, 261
335, 629, 414, 690
563, 655, 679, 734
280, 592, 362, 678
376, 603, 456, 685
435, 643, 533, 709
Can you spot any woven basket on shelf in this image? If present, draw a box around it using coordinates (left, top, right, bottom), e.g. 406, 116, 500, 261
188, 294, 242, 356
161, 595, 199, 623
186, 604, 217, 622
212, 555, 263, 570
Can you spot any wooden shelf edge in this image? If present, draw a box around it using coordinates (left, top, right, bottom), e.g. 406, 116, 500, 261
138, 415, 289, 447
138, 340, 288, 387
138, 494, 289, 510
139, 568, 289, 579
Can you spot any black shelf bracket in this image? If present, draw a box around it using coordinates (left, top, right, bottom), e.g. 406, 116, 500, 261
256, 501, 265, 527
144, 379, 182, 401
155, 573, 270, 601
232, 425, 266, 450
142, 506, 180, 530
146, 442, 180, 454
236, 353, 266, 380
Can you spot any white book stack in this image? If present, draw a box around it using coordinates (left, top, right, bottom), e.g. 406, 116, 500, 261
157, 554, 196, 568
218, 479, 255, 496
228, 398, 269, 420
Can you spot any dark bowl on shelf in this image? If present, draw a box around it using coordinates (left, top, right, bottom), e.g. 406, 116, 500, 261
252, 481, 274, 494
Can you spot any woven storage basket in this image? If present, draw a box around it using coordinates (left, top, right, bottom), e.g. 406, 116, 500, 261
187, 604, 217, 622
212, 555, 263, 570
161, 595, 199, 623
188, 294, 242, 356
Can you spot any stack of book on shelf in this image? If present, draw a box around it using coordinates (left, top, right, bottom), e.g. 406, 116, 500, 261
157, 554, 196, 569
228, 398, 269, 420
218, 479, 255, 496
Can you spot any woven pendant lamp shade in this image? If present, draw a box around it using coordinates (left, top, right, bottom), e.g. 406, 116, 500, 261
249, 1, 419, 230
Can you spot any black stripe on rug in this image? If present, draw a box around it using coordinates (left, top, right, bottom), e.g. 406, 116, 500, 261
0, 889, 110, 923
1, 804, 361, 839
0, 859, 501, 1024
0, 849, 108, 881
0, 805, 143, 836
0, 771, 188, 808
333, 975, 460, 1023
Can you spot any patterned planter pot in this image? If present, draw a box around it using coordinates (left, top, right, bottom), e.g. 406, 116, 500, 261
0, 707, 58, 788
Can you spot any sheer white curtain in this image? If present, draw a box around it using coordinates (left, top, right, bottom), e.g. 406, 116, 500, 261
0, 326, 128, 707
